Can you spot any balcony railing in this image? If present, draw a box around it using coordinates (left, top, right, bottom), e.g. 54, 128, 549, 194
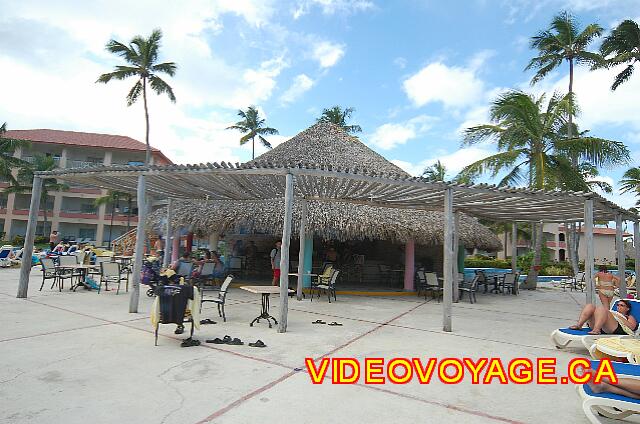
68, 160, 102, 168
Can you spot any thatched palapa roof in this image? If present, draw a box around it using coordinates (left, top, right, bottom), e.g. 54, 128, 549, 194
148, 123, 501, 251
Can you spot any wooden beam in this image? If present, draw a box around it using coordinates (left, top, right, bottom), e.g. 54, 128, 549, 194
443, 187, 453, 332
296, 199, 308, 300
584, 199, 595, 305
129, 175, 146, 313
453, 211, 460, 302
617, 214, 627, 299
278, 173, 294, 333
511, 223, 518, 273
163, 198, 173, 268
17, 176, 43, 298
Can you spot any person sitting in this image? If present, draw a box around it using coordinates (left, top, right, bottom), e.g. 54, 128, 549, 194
569, 299, 638, 335
172, 252, 193, 271
52, 242, 65, 255
595, 265, 620, 308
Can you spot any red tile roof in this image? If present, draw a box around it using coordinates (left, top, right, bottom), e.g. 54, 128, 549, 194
558, 225, 631, 236
5, 129, 172, 164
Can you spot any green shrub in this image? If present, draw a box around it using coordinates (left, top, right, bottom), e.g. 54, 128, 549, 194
11, 235, 24, 246
464, 258, 512, 269
626, 258, 635, 269
34, 235, 48, 244
541, 265, 571, 276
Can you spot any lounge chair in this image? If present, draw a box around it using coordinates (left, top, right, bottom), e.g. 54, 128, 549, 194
577, 360, 640, 424
0, 245, 13, 268
551, 299, 640, 350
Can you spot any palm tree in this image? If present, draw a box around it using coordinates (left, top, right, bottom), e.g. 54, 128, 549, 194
96, 29, 176, 165
95, 190, 133, 244
422, 160, 447, 182
525, 11, 602, 159
460, 90, 629, 287
620, 167, 640, 204
226, 106, 279, 160
597, 19, 640, 90
7, 154, 67, 236
0, 122, 31, 184
316, 106, 362, 134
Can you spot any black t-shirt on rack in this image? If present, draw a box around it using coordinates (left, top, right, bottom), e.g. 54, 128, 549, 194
157, 285, 194, 325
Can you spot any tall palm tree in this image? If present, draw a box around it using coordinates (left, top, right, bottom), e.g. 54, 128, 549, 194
96, 29, 176, 165
94, 190, 133, 244
620, 168, 640, 205
226, 106, 279, 160
597, 19, 640, 90
422, 160, 447, 182
525, 11, 602, 157
0, 122, 31, 184
316, 106, 362, 134
460, 90, 629, 287
7, 154, 67, 236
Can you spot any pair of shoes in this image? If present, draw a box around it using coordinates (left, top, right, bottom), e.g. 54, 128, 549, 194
206, 335, 243, 345
312, 320, 326, 324
249, 340, 267, 348
180, 338, 201, 347
175, 325, 185, 334
328, 322, 343, 326
200, 319, 217, 325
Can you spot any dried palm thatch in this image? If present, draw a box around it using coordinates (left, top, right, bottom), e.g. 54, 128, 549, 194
148, 199, 502, 250
147, 122, 501, 251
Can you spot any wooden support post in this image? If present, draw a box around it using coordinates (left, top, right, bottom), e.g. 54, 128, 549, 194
278, 173, 294, 333
296, 199, 308, 300
584, 199, 595, 305
452, 211, 460, 302
172, 229, 180, 262
635, 220, 640, 293
163, 198, 173, 269
443, 187, 453, 332
17, 176, 43, 298
511, 223, 518, 272
617, 214, 627, 299
129, 175, 146, 313
404, 239, 415, 291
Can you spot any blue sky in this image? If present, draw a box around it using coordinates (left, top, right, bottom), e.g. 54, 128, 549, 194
1, 0, 640, 207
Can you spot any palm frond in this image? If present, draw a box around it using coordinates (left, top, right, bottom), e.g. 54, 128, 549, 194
148, 75, 176, 102
126, 80, 143, 106
258, 136, 272, 149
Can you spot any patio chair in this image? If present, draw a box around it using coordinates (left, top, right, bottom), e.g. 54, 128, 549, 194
89, 255, 111, 279
176, 260, 194, 282
151, 284, 201, 346
577, 360, 640, 424
415, 269, 428, 297
459, 275, 480, 303
57, 254, 79, 289
194, 262, 217, 286
99, 262, 128, 294
0, 245, 13, 268
425, 272, 443, 301
201, 275, 233, 322
311, 270, 340, 303
550, 299, 640, 351
310, 265, 333, 295
500, 273, 518, 295
39, 258, 59, 291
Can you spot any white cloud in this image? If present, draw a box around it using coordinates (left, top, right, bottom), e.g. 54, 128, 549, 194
312, 41, 345, 68
279, 74, 315, 104
393, 57, 407, 69
369, 115, 436, 150
403, 55, 487, 109
292, 0, 374, 19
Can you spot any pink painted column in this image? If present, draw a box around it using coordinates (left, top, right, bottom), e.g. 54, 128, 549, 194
186, 232, 194, 253
404, 239, 415, 291
171, 231, 180, 263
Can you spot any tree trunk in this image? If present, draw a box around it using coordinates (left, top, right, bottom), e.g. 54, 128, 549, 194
566, 222, 579, 276
108, 201, 115, 244
42, 196, 48, 238
126, 196, 132, 232
143, 77, 151, 166
523, 221, 543, 289
252, 136, 255, 160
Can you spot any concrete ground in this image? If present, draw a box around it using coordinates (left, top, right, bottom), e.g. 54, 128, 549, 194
0, 268, 631, 424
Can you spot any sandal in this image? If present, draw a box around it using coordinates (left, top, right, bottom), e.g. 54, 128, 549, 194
200, 319, 217, 325
180, 338, 201, 347
227, 337, 244, 345
328, 322, 343, 326
222, 335, 232, 343
312, 320, 326, 324
206, 338, 225, 344
249, 340, 267, 348
174, 325, 185, 334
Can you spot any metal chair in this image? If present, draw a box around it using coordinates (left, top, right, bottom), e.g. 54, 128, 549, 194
57, 255, 79, 288
201, 275, 233, 322
312, 269, 340, 302
99, 262, 128, 294
416, 269, 428, 297
459, 275, 479, 303
176, 260, 194, 282
425, 272, 443, 301
39, 258, 59, 291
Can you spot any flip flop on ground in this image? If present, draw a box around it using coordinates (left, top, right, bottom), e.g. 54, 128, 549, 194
249, 340, 267, 348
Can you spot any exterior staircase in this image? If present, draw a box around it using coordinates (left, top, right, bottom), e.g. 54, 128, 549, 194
111, 228, 137, 255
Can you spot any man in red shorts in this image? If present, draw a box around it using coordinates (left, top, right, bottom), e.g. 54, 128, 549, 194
270, 241, 282, 286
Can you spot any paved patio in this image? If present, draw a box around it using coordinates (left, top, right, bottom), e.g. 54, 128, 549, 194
0, 268, 627, 424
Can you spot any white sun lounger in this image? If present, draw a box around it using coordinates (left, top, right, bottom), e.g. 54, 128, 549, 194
551, 299, 640, 351
577, 360, 640, 423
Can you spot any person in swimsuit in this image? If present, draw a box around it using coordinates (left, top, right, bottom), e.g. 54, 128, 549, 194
569, 299, 637, 335
595, 265, 620, 308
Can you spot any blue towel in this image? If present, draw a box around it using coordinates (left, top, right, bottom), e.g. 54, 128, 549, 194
558, 327, 591, 336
